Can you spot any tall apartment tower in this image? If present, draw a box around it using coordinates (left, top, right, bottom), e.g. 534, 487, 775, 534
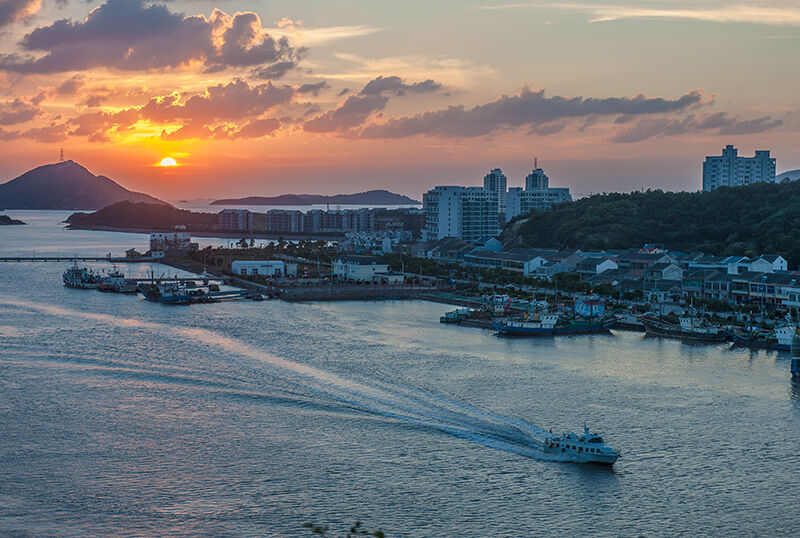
422, 186, 499, 242
506, 161, 572, 220
702, 145, 776, 191
483, 168, 508, 216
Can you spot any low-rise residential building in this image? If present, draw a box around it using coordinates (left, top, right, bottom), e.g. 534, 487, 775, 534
574, 297, 605, 317
463, 248, 558, 276
532, 260, 568, 280
265, 210, 304, 233
424, 237, 475, 261
149, 230, 195, 253
643, 262, 684, 282
219, 209, 254, 233
231, 260, 297, 277
576, 258, 618, 275
333, 255, 389, 281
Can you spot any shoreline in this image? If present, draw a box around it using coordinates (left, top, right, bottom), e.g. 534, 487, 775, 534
66, 224, 346, 241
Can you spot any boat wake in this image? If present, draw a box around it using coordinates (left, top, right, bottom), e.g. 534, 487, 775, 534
1, 298, 575, 463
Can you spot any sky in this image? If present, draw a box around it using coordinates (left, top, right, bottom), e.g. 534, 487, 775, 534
0, 0, 798, 200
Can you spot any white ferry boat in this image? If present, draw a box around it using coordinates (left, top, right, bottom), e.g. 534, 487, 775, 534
541, 424, 620, 465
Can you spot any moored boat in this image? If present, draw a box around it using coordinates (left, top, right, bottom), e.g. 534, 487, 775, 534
97, 267, 138, 293
726, 324, 796, 351
639, 314, 728, 343
494, 313, 614, 336
63, 263, 100, 289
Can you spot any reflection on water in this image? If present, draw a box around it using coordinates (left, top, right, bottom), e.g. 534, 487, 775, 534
1, 241, 800, 535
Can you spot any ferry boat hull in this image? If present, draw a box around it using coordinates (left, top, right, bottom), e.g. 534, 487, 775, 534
541, 426, 620, 465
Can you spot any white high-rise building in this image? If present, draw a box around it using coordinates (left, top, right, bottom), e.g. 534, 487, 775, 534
423, 186, 499, 242
483, 168, 507, 216
506, 163, 572, 220
702, 145, 776, 191
525, 167, 549, 191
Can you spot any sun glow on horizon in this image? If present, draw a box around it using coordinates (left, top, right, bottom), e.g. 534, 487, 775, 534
159, 157, 178, 167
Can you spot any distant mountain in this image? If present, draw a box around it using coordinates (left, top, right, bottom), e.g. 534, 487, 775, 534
0, 160, 168, 210
211, 189, 420, 206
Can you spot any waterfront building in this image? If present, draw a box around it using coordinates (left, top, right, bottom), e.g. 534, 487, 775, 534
702, 145, 776, 191
332, 255, 389, 281
483, 168, 508, 217
506, 164, 572, 220
231, 260, 296, 277
218, 209, 254, 233
149, 230, 194, 253
265, 210, 304, 233
422, 186, 499, 242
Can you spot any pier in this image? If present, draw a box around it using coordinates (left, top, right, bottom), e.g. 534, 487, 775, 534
0, 256, 154, 263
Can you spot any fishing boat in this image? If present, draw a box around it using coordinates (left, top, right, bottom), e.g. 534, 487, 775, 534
541, 424, 620, 465
138, 281, 203, 304
494, 312, 614, 336
726, 324, 797, 351
97, 267, 138, 293
639, 314, 728, 343
62, 263, 100, 289
440, 308, 472, 323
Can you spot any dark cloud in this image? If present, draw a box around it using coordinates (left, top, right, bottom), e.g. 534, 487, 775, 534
0, 97, 42, 125
717, 115, 783, 135
0, 0, 303, 76
22, 123, 69, 143
0, 0, 41, 28
359, 88, 705, 139
296, 81, 330, 96
359, 75, 442, 96
612, 112, 783, 142
139, 79, 293, 123
159, 117, 281, 141
303, 94, 389, 133
55, 74, 86, 94
611, 115, 696, 143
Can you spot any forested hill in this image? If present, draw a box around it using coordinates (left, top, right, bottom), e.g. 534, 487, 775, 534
501, 180, 800, 266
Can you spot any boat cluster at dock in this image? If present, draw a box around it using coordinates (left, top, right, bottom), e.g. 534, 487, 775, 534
62, 262, 262, 305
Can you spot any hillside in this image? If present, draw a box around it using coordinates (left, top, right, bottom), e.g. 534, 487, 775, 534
66, 201, 217, 231
501, 181, 800, 266
0, 215, 26, 225
0, 161, 167, 210
211, 189, 420, 206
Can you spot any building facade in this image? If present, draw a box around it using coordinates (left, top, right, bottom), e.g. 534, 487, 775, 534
218, 209, 254, 233
483, 168, 508, 216
702, 145, 776, 191
506, 164, 572, 220
423, 186, 499, 242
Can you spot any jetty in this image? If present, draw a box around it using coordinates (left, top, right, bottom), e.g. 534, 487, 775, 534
0, 256, 154, 263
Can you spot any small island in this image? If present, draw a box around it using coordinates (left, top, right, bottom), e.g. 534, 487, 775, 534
211, 189, 420, 206
0, 215, 26, 225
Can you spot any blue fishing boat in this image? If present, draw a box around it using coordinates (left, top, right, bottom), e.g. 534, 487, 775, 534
494, 313, 614, 336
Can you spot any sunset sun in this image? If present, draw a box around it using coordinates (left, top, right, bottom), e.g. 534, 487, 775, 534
159, 157, 178, 167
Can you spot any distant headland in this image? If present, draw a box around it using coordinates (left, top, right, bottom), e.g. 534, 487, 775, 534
211, 190, 420, 206
0, 161, 168, 210
0, 215, 26, 225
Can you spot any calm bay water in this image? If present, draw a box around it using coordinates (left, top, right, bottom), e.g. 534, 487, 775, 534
1, 212, 799, 536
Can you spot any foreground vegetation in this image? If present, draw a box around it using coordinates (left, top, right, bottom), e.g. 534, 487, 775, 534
502, 180, 800, 266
